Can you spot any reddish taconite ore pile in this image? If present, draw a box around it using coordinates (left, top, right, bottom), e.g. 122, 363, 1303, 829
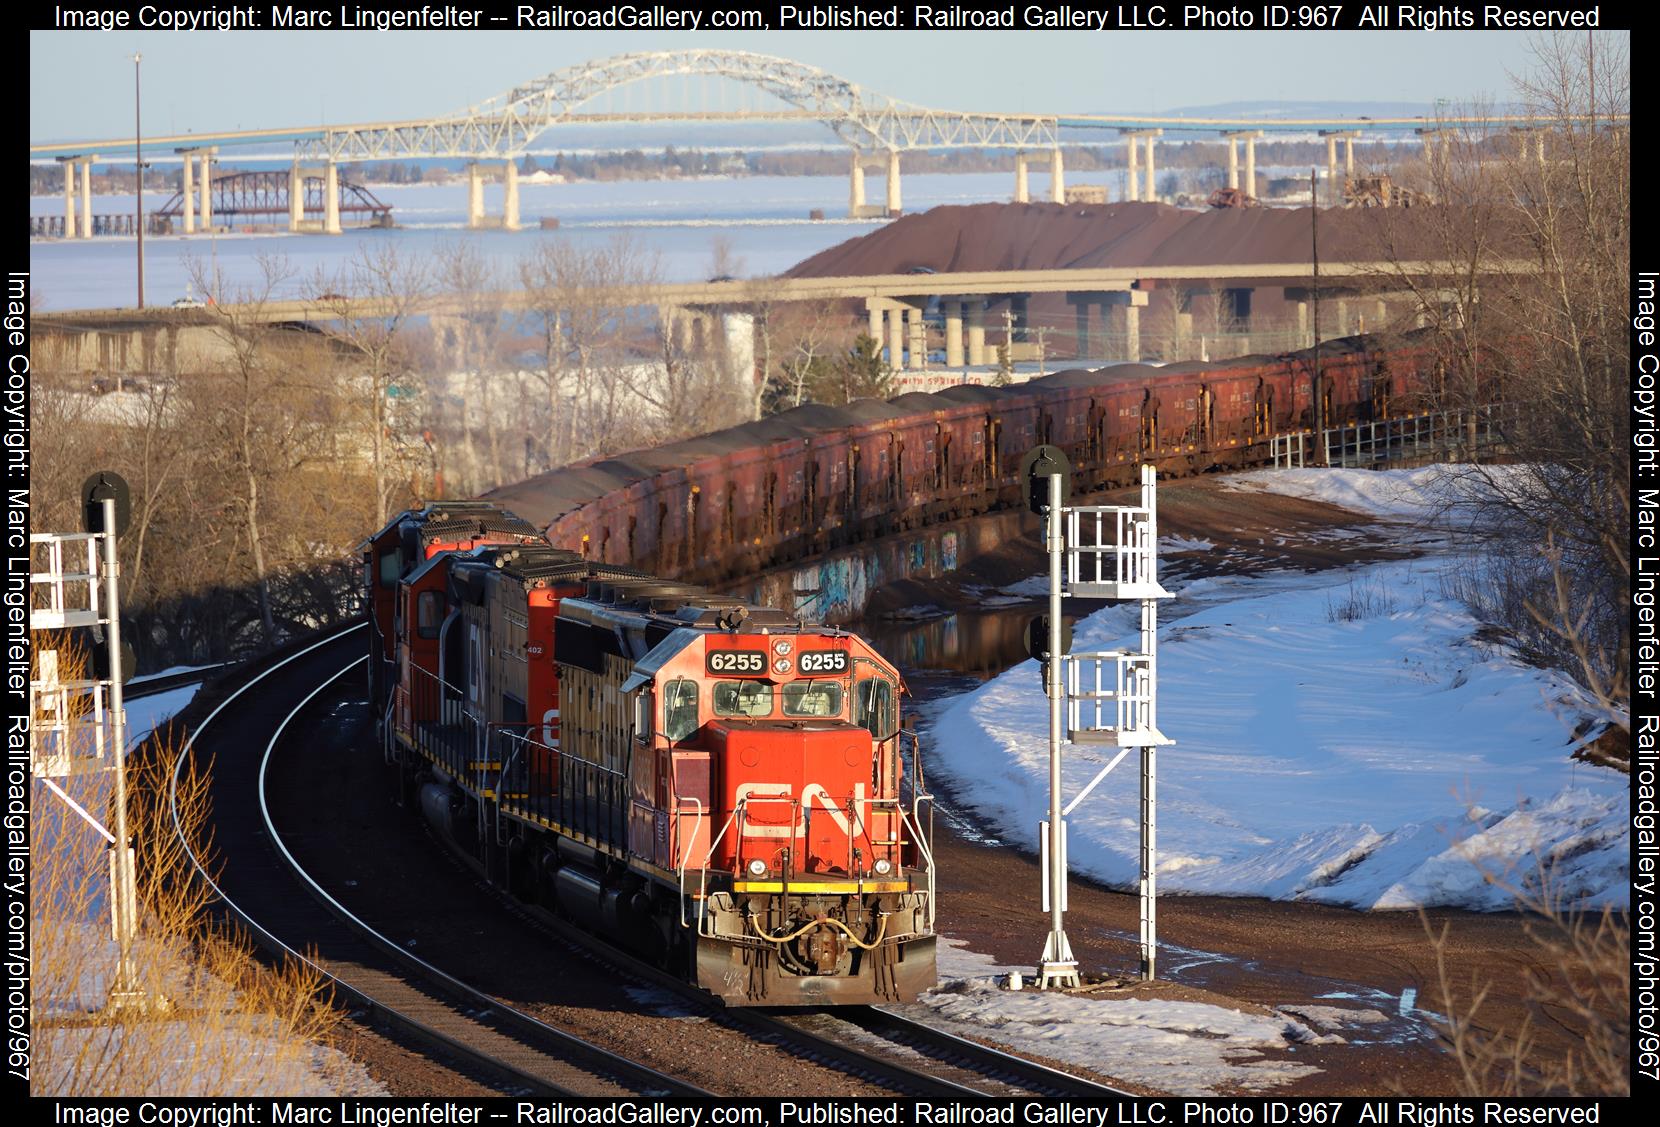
786, 200, 1450, 277
787, 200, 1471, 357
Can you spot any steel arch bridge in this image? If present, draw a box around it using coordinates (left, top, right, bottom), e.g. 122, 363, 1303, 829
297, 49, 1060, 161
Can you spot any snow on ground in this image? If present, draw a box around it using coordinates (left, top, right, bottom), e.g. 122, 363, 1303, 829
898, 939, 1328, 1095
124, 685, 200, 750
929, 468, 1628, 912
1223, 464, 1539, 526
35, 678, 385, 1096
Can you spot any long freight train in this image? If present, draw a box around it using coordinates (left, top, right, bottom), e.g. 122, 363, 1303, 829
366, 504, 937, 1005
366, 334, 1462, 1004
487, 333, 1460, 588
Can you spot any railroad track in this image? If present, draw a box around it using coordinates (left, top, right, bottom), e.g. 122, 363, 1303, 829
525, 895, 1131, 1098
172, 625, 710, 1097
188, 625, 1133, 1097
127, 661, 237, 700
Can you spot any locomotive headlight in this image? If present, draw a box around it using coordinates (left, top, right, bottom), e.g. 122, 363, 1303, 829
872, 858, 893, 876
773, 657, 792, 674
747, 859, 769, 877
773, 640, 793, 656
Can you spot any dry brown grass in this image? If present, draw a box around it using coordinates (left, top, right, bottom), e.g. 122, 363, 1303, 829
31, 638, 356, 1095
1424, 866, 1630, 1096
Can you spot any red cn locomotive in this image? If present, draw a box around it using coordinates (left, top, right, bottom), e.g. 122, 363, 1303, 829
365, 506, 936, 1005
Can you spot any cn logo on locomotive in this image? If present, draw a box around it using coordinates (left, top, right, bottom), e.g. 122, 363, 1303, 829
733, 782, 870, 838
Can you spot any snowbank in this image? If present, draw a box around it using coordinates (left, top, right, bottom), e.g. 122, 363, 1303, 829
914, 940, 1326, 1095
929, 551, 1627, 912
1223, 464, 1541, 525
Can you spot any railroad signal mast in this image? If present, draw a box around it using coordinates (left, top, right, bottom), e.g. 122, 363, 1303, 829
29, 471, 150, 1011
1023, 448, 1172, 987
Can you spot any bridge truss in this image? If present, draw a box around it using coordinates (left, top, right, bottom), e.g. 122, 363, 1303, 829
153, 170, 393, 227
296, 49, 1061, 161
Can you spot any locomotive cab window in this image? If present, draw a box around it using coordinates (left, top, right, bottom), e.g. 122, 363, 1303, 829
378, 549, 402, 588
853, 665, 897, 739
663, 679, 699, 741
782, 681, 844, 718
713, 680, 773, 718
416, 590, 442, 639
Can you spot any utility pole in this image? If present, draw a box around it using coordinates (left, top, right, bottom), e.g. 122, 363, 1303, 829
134, 52, 145, 309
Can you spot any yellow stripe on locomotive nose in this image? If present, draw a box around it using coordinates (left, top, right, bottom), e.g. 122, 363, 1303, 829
732, 880, 911, 894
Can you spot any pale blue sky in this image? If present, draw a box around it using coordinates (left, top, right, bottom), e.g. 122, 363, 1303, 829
29, 29, 1590, 142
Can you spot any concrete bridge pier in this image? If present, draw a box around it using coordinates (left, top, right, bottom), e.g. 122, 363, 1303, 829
966, 300, 986, 366
467, 163, 485, 228
1072, 299, 1092, 360
1416, 128, 1452, 178
503, 160, 520, 230
324, 161, 341, 234
57, 157, 78, 238
1322, 131, 1361, 204
1222, 130, 1264, 195
1050, 148, 1065, 203
848, 150, 897, 218
1014, 152, 1029, 203
1511, 126, 1546, 163
289, 162, 305, 231
1122, 130, 1162, 202
944, 299, 964, 367
178, 149, 195, 233
905, 304, 925, 369
80, 158, 95, 240
863, 299, 915, 368
1101, 290, 1147, 362
57, 155, 99, 239
198, 150, 217, 232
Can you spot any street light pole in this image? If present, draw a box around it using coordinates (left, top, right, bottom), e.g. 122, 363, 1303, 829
133, 52, 145, 309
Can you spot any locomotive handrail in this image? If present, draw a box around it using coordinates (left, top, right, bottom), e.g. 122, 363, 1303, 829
901, 793, 938, 930
494, 733, 525, 848
692, 796, 770, 935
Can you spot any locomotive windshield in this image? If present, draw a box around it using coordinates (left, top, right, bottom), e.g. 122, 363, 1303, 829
781, 681, 844, 717
713, 680, 773, 717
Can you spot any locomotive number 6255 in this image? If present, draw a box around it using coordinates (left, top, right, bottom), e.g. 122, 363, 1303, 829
706, 649, 767, 675
797, 650, 849, 675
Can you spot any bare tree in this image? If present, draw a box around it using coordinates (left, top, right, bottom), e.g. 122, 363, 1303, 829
752, 296, 853, 411
188, 257, 346, 647
314, 244, 433, 523
1367, 33, 1630, 732
519, 235, 660, 468
431, 239, 512, 493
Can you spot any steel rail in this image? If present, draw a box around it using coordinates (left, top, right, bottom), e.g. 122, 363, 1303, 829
169, 625, 709, 1096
